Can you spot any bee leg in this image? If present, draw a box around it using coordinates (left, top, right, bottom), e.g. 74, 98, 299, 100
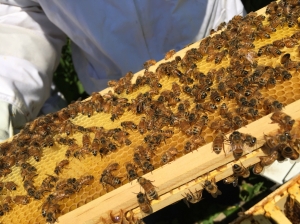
222, 142, 226, 156
182, 197, 190, 208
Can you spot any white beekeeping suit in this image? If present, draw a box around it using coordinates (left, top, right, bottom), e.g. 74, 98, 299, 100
0, 0, 245, 140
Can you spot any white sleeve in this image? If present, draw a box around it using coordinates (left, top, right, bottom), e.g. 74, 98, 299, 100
0, 2, 67, 139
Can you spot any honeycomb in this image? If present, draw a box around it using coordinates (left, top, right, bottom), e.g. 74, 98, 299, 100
2, 0, 300, 223
237, 173, 300, 224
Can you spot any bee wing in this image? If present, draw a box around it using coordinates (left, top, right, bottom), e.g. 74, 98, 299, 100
241, 143, 252, 155
232, 177, 239, 187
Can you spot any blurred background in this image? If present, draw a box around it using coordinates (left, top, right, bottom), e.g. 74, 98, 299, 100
52, 1, 281, 223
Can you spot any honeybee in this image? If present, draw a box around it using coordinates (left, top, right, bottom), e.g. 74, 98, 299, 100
223, 175, 238, 187
32, 188, 49, 200
90, 91, 104, 104
41, 201, 55, 217
21, 162, 37, 172
133, 152, 154, 173
281, 53, 291, 65
183, 135, 205, 154
13, 195, 30, 205
110, 104, 126, 121
257, 45, 268, 57
0, 141, 12, 156
141, 160, 155, 173
137, 177, 158, 200
100, 173, 122, 191
265, 1, 278, 15
81, 133, 91, 150
212, 131, 226, 154
272, 39, 285, 49
90, 139, 100, 156
25, 119, 39, 133
242, 133, 257, 148
2, 155, 16, 168
182, 189, 203, 207
125, 162, 138, 181
233, 163, 250, 178
112, 129, 131, 145
281, 145, 299, 160
65, 142, 80, 159
67, 103, 79, 119
1, 196, 12, 213
210, 90, 222, 103
226, 89, 236, 99
172, 82, 181, 96
20, 168, 37, 182
27, 146, 41, 162
202, 177, 222, 198
43, 135, 55, 148
103, 163, 119, 176
292, 31, 300, 40
269, 16, 285, 29
271, 111, 295, 131
23, 179, 36, 197
121, 121, 137, 131
214, 49, 228, 64
76, 175, 94, 191
185, 124, 204, 136
55, 136, 76, 146
47, 189, 75, 202
252, 150, 278, 175
284, 194, 296, 222
5, 181, 17, 191
55, 178, 78, 191
263, 98, 283, 114
217, 21, 226, 30
194, 102, 218, 113
255, 30, 270, 39
60, 120, 75, 136
41, 174, 59, 190
266, 45, 282, 57
44, 203, 61, 224
2, 202, 11, 213
143, 59, 156, 70
261, 134, 278, 155
54, 159, 69, 175
34, 125, 48, 137
99, 146, 110, 158
218, 103, 228, 118
165, 49, 176, 60
161, 147, 179, 165
229, 131, 245, 160
137, 192, 152, 214
82, 101, 94, 117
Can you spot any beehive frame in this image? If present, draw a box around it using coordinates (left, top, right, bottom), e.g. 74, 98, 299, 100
1, 1, 300, 223
58, 100, 300, 224
241, 173, 300, 224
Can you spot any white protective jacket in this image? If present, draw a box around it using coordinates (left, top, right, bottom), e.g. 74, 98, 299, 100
0, 0, 245, 140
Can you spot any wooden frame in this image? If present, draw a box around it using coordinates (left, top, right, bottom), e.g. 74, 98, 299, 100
58, 96, 300, 223
56, 3, 300, 222
3, 2, 299, 223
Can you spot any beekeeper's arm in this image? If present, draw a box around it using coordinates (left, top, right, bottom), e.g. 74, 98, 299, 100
0, 2, 67, 141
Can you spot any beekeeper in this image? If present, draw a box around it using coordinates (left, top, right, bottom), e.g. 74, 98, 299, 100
0, 0, 245, 141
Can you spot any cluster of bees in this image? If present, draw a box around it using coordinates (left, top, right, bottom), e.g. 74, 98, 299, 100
182, 110, 300, 209
1, 0, 300, 223
0, 155, 95, 223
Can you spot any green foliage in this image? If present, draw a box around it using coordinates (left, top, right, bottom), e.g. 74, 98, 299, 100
53, 39, 88, 104
239, 181, 266, 202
